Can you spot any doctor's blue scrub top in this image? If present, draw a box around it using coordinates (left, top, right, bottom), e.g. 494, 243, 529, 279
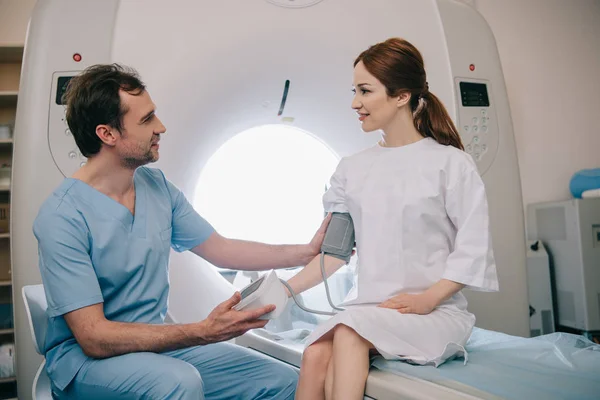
32, 167, 215, 391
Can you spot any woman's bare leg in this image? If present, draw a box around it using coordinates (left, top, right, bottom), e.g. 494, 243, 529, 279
295, 330, 335, 400
331, 324, 372, 400
324, 355, 334, 400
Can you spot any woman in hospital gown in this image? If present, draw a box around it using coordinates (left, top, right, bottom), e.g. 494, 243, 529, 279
287, 38, 499, 400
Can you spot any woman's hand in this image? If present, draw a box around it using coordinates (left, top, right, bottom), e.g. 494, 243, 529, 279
378, 280, 465, 315
378, 293, 437, 315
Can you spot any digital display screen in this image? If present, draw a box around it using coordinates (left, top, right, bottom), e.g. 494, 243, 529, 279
56, 76, 75, 105
459, 82, 490, 107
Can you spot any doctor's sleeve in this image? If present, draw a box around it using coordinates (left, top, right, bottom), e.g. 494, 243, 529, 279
33, 212, 103, 318
162, 175, 215, 252
442, 162, 499, 292
323, 158, 349, 213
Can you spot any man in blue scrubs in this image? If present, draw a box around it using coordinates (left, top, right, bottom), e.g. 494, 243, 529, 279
33, 64, 329, 399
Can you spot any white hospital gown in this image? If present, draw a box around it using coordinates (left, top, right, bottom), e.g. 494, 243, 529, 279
304, 137, 499, 366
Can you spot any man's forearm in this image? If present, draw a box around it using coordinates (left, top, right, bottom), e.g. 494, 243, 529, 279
84, 320, 208, 359
207, 238, 314, 271
192, 217, 330, 271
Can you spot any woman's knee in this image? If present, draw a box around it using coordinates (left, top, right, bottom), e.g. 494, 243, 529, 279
301, 341, 332, 371
333, 324, 367, 346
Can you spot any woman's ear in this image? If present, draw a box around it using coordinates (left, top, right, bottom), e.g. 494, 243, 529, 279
397, 91, 411, 108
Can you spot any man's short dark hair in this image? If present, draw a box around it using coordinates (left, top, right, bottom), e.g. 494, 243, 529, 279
63, 64, 146, 157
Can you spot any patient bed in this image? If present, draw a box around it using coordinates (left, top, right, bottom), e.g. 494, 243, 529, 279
237, 326, 600, 400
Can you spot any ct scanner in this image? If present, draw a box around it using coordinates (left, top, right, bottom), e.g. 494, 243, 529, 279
11, 0, 529, 399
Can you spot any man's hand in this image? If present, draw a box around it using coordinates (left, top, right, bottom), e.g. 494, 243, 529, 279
378, 293, 437, 315
198, 292, 275, 343
303, 213, 332, 264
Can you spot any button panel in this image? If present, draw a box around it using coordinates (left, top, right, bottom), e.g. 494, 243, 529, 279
455, 78, 499, 175
463, 108, 490, 162
48, 72, 87, 177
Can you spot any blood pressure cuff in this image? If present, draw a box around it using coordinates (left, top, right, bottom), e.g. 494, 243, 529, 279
321, 212, 355, 262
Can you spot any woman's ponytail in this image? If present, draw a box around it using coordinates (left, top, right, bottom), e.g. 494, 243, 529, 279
412, 86, 464, 150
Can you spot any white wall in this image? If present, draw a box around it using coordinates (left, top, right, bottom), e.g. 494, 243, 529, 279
0, 0, 37, 46
473, 0, 600, 208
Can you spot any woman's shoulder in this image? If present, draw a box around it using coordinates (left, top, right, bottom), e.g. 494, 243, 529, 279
424, 139, 476, 169
338, 138, 477, 174
337, 144, 381, 168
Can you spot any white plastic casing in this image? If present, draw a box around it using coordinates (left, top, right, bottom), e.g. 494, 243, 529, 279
234, 271, 289, 320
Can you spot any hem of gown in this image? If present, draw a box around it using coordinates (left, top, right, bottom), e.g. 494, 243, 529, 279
305, 321, 468, 367
303, 308, 474, 367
